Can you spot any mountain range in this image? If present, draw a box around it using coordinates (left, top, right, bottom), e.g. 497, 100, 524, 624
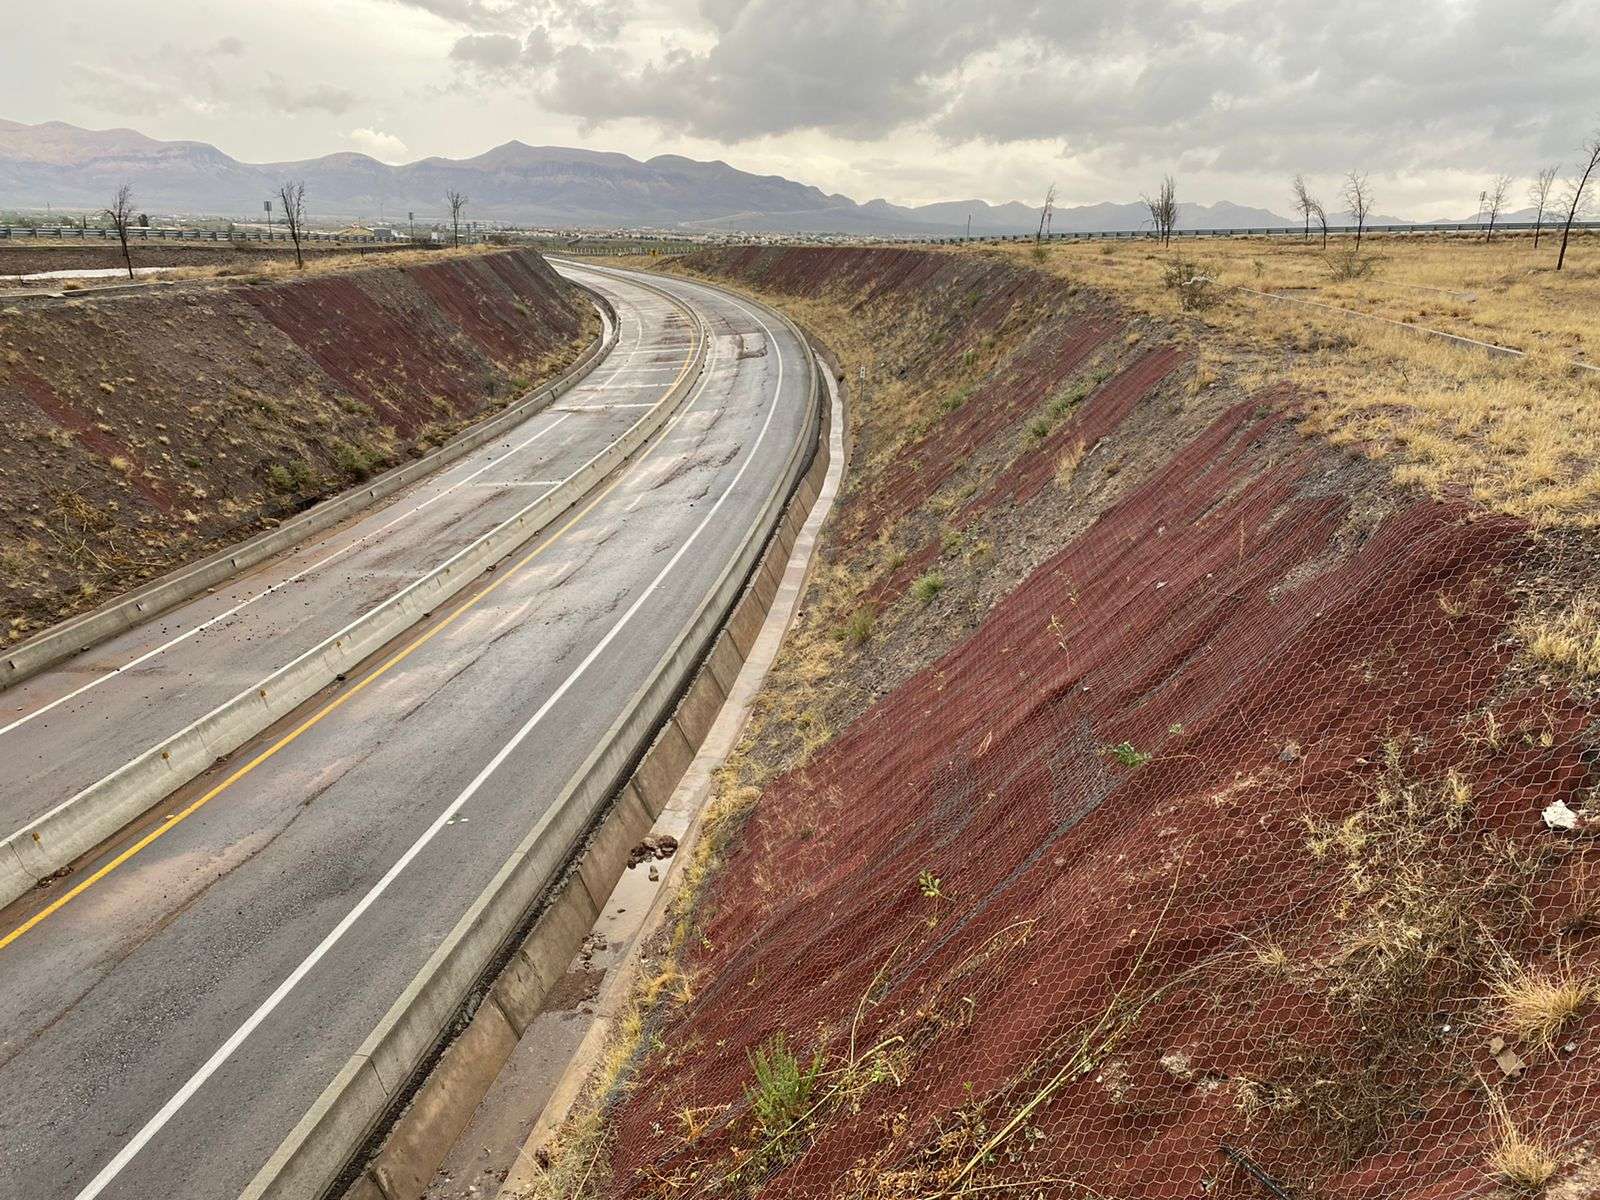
0, 118, 1470, 236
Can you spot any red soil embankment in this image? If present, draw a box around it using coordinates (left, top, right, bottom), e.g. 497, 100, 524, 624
0, 248, 593, 638
589, 248, 1600, 1200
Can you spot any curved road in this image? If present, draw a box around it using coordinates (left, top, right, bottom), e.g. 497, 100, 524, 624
0, 262, 812, 1200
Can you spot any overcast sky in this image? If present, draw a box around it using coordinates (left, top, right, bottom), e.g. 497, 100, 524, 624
2, 0, 1596, 218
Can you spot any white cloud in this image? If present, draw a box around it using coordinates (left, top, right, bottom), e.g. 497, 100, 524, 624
348, 127, 410, 161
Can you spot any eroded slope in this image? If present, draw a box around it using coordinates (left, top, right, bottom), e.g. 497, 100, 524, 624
1, 248, 595, 639
540, 246, 1599, 1200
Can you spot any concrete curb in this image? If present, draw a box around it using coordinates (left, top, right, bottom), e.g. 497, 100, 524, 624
2, 271, 615, 694
0, 276, 705, 911
493, 352, 845, 1200
238, 273, 824, 1200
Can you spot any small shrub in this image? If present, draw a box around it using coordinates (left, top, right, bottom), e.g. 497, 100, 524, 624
1024, 416, 1052, 447
267, 459, 315, 494
941, 384, 973, 413
1104, 741, 1151, 768
912, 571, 945, 604
1161, 257, 1217, 311
332, 439, 392, 481
1326, 247, 1379, 281
838, 606, 875, 647
745, 1034, 825, 1165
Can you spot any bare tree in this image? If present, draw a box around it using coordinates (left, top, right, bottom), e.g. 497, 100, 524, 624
1556, 124, 1600, 271
1291, 174, 1316, 240
1483, 175, 1513, 242
1143, 174, 1178, 246
1310, 199, 1330, 249
1529, 164, 1560, 248
447, 190, 468, 247
1035, 182, 1056, 245
1343, 171, 1374, 246
277, 180, 307, 269
104, 182, 136, 280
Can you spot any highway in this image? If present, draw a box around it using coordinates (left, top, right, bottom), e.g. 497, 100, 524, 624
0, 261, 813, 1199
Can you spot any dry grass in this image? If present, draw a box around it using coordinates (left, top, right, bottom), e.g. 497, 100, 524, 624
1487, 1094, 1561, 1195
985, 233, 1600, 527
160, 244, 500, 284
1493, 961, 1596, 1050
1521, 596, 1600, 679
1054, 438, 1088, 488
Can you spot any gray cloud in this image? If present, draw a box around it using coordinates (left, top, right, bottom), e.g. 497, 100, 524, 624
259, 76, 359, 115
511, 0, 1599, 185
393, 0, 627, 34
450, 32, 525, 71
386, 0, 539, 30
450, 26, 556, 78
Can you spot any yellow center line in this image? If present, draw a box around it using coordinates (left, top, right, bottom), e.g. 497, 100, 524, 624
0, 309, 703, 953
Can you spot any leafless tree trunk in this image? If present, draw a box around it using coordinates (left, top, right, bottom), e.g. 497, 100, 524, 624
1557, 127, 1600, 271
1343, 171, 1373, 247
277, 180, 307, 269
1311, 200, 1329, 249
1036, 182, 1056, 245
1143, 175, 1177, 246
1529, 164, 1559, 248
1292, 174, 1314, 240
447, 190, 468, 248
1484, 175, 1512, 242
104, 182, 136, 280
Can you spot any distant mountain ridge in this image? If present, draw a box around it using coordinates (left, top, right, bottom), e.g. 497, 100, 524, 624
0, 118, 1313, 235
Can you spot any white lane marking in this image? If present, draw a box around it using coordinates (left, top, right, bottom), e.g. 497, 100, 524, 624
556, 403, 657, 411
69, 276, 790, 1200
0, 279, 679, 741
0, 412, 567, 738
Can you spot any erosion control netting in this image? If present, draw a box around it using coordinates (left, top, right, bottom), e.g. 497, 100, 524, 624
590, 249, 1600, 1200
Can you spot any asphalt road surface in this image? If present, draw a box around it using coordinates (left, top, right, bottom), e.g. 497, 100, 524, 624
0, 261, 811, 1200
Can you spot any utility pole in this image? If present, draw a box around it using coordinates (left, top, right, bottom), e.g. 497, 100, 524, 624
409, 211, 415, 241
264, 199, 272, 240
965, 214, 971, 241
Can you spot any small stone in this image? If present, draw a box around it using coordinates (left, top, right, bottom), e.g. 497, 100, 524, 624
1544, 800, 1579, 831
1493, 1041, 1527, 1079
648, 864, 660, 881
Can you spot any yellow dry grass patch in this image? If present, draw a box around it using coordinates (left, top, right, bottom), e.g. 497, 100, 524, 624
1487, 1095, 1562, 1196
160, 244, 505, 283
1521, 596, 1600, 679
980, 234, 1600, 527
1493, 961, 1596, 1050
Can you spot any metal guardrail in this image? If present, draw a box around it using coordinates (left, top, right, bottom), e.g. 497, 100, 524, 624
0, 225, 382, 243
922, 219, 1600, 245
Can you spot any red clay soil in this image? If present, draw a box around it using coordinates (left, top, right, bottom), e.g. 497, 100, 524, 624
591, 248, 1600, 1200
0, 248, 591, 638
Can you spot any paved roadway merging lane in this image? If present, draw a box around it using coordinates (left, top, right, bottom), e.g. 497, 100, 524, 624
0, 262, 812, 1200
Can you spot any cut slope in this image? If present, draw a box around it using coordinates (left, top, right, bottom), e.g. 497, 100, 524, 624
0, 248, 595, 639
539, 247, 1600, 1200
